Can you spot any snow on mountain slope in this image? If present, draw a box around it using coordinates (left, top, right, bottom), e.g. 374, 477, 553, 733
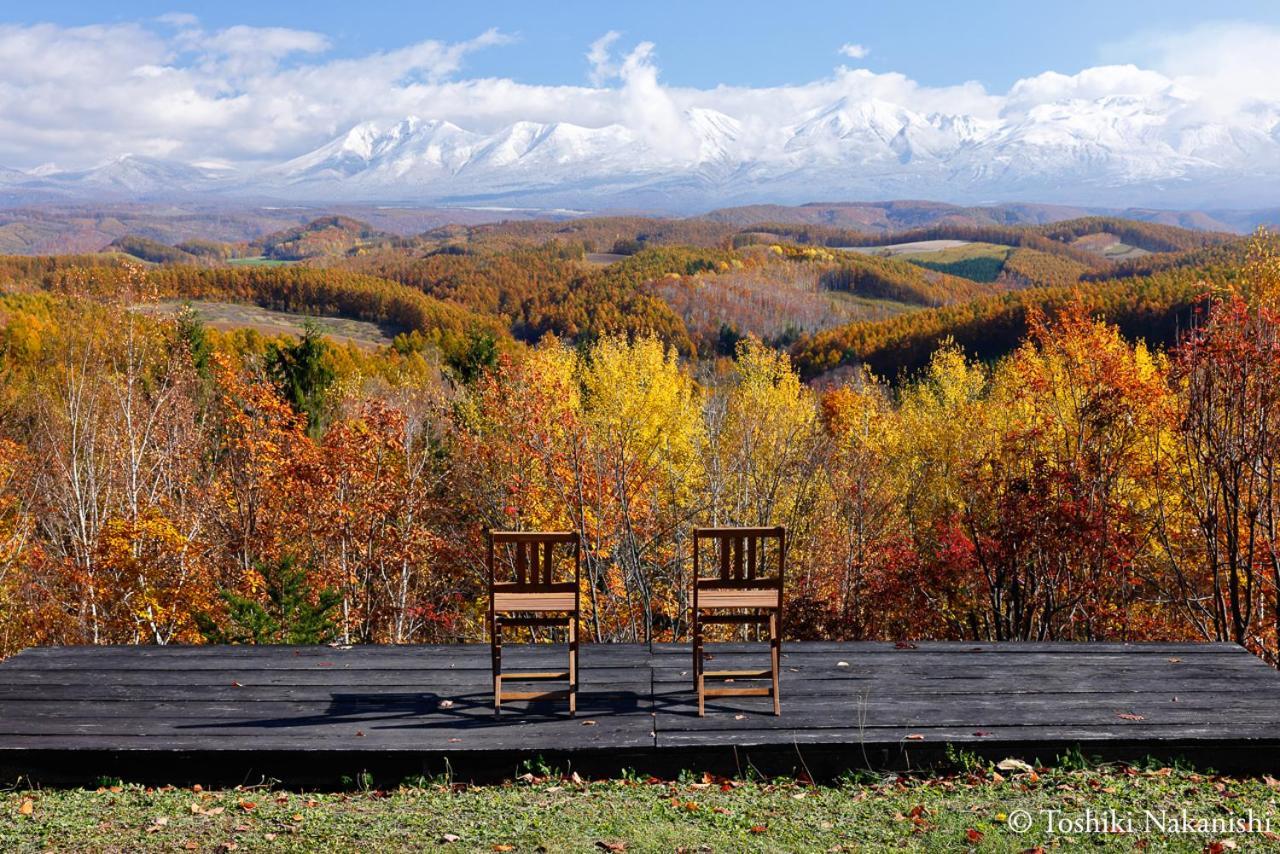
8, 92, 1280, 209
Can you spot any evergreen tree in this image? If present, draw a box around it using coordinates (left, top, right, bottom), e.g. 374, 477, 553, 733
195, 555, 341, 645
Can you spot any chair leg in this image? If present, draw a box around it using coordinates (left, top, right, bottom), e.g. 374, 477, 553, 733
695, 616, 705, 717
770, 611, 781, 716
568, 617, 577, 718
493, 617, 503, 717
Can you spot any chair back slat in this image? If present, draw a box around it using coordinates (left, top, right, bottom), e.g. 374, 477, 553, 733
488, 530, 580, 591
694, 526, 785, 590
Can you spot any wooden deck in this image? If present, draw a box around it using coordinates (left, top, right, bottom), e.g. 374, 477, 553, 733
2, 642, 1279, 785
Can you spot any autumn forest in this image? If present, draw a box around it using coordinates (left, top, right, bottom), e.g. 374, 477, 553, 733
1, 209, 1278, 668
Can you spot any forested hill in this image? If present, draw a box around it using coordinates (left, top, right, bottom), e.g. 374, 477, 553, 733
0, 211, 1256, 382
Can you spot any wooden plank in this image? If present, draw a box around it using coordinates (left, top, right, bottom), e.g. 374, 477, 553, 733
2, 641, 1279, 783
493, 592, 575, 612
697, 590, 779, 609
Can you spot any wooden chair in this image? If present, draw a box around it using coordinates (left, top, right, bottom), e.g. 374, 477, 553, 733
488, 530, 580, 717
691, 526, 785, 716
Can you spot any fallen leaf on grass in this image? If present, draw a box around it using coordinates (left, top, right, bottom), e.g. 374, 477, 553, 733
1117, 713, 1146, 721
439, 834, 461, 844
492, 846, 515, 852
238, 800, 256, 812
18, 798, 33, 816
596, 842, 628, 852
996, 758, 1034, 773
966, 828, 984, 843
750, 825, 767, 834
1264, 775, 1280, 789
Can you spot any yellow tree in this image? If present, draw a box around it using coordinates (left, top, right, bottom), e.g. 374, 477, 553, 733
577, 334, 704, 641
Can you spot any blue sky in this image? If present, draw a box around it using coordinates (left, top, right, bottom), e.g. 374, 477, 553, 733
5, 1, 1280, 183
15, 0, 1280, 91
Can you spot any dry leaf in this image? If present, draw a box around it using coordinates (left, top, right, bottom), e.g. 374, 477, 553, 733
972, 730, 992, 737
19, 799, 33, 816
238, 800, 256, 811
836, 661, 850, 668
439, 699, 455, 709
894, 641, 918, 650
492, 846, 515, 853
595, 842, 627, 852
581, 720, 597, 726
996, 758, 1034, 773
750, 825, 768, 834
905, 733, 925, 741
1117, 713, 1145, 721
966, 828, 984, 843
440, 833, 461, 843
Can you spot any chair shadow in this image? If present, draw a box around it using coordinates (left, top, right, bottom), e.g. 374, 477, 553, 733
177, 689, 645, 732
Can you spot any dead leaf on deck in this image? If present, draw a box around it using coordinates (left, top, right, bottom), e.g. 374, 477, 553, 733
438, 700, 455, 709
581, 720, 597, 726
905, 734, 925, 741
894, 641, 918, 650
1116, 713, 1146, 721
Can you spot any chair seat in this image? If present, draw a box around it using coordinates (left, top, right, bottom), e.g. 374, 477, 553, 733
493, 591, 576, 612
697, 588, 780, 609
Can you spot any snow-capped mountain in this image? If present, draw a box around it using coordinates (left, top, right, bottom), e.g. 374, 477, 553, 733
8, 93, 1280, 210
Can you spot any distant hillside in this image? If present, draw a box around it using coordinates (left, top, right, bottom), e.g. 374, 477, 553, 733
255, 216, 399, 260
702, 201, 1244, 234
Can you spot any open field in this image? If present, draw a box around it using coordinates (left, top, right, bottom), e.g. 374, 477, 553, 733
584, 252, 628, 265
227, 256, 294, 268
838, 239, 974, 256
896, 241, 1013, 283
1071, 232, 1152, 260
134, 300, 397, 348
5, 764, 1280, 852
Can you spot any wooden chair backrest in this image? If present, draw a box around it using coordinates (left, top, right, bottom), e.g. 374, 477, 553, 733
487, 530, 580, 592
692, 526, 785, 591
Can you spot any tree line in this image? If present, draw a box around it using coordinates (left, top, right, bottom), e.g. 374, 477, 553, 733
0, 238, 1278, 665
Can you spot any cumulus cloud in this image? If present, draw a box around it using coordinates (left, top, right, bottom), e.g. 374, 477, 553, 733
0, 16, 1276, 173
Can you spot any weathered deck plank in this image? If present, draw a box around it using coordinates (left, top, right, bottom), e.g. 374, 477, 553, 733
1, 642, 1278, 785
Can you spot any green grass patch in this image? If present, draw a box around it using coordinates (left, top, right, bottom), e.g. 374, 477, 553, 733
227, 256, 294, 268
901, 242, 1012, 283
5, 763, 1280, 851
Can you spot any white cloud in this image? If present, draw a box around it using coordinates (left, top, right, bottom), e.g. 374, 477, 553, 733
586, 30, 621, 85
0, 15, 1277, 183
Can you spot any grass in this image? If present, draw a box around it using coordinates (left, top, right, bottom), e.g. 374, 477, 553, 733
898, 242, 1013, 283
5, 762, 1280, 851
134, 300, 397, 349
227, 256, 294, 267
